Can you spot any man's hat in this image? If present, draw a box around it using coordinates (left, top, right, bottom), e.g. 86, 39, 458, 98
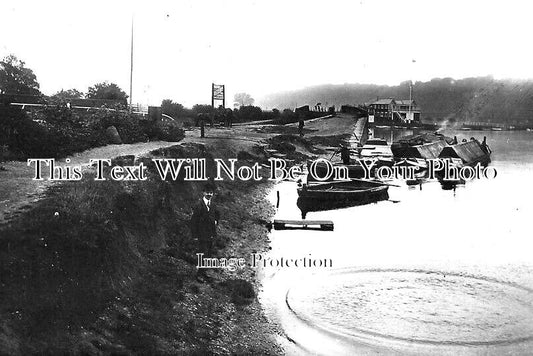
203, 182, 216, 192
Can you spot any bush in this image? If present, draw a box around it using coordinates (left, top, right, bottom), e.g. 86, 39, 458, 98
0, 104, 60, 158
0, 104, 184, 160
234, 105, 263, 123
148, 120, 185, 142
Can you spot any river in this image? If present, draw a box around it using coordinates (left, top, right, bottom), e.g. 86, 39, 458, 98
259, 129, 533, 355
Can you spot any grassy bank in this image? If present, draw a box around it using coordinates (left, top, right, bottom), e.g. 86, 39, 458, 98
0, 143, 282, 355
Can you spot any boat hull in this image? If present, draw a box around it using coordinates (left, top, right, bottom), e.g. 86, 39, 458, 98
296, 181, 389, 218
308, 159, 393, 181
436, 139, 492, 188
297, 183, 388, 200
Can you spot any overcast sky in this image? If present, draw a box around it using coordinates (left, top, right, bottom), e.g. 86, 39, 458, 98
1, 0, 532, 107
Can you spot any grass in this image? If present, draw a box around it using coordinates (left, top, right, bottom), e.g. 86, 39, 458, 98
0, 143, 281, 355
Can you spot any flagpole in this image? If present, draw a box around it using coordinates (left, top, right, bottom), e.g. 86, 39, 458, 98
129, 16, 134, 112
409, 81, 412, 115
409, 59, 416, 122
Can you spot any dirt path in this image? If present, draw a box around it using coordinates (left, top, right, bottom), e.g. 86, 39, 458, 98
0, 116, 357, 224
0, 117, 358, 354
0, 126, 274, 224
0, 141, 180, 224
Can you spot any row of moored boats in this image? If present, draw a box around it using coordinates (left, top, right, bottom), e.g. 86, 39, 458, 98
297, 132, 492, 213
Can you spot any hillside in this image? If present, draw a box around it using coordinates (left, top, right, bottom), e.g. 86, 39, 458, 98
258, 77, 533, 125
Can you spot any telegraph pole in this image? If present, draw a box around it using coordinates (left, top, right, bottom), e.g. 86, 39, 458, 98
129, 16, 134, 112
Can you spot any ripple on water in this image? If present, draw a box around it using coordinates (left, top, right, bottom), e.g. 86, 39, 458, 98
286, 269, 533, 346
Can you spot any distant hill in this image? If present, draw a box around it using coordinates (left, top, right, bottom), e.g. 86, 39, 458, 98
258, 77, 533, 125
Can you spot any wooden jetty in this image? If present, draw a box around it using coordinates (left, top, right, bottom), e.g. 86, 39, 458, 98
351, 116, 369, 147
272, 219, 334, 231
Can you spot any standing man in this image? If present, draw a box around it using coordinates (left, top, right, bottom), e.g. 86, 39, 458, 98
190, 183, 220, 280
298, 115, 305, 137
226, 108, 233, 128
198, 113, 205, 138
336, 144, 351, 165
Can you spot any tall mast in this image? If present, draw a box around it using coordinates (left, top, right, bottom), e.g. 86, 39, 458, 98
409, 59, 416, 122
129, 16, 134, 112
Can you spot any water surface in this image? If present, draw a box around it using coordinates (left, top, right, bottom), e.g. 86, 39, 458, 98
260, 130, 533, 355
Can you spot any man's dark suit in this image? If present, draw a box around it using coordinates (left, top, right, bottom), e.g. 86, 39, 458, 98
190, 199, 220, 256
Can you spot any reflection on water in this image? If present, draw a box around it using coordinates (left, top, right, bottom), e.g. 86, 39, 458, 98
260, 130, 533, 355
296, 192, 389, 218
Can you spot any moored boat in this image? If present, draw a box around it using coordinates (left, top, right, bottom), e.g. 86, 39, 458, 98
436, 137, 492, 189
297, 180, 389, 201
307, 158, 393, 181
392, 139, 449, 160
359, 138, 393, 159
391, 132, 453, 159
296, 180, 389, 218
438, 137, 491, 166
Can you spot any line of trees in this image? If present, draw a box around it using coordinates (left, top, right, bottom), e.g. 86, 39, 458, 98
161, 93, 327, 125
50, 83, 128, 106
160, 99, 324, 126
1, 55, 184, 161
1, 54, 321, 126
1, 54, 128, 106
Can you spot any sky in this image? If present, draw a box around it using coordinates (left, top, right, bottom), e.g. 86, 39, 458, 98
1, 0, 532, 108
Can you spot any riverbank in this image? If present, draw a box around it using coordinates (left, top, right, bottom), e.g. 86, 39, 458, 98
0, 115, 359, 354
0, 142, 287, 354
0, 141, 181, 224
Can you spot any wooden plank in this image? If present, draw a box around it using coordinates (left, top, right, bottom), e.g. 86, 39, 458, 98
273, 219, 334, 231
274, 219, 332, 225
271, 153, 287, 158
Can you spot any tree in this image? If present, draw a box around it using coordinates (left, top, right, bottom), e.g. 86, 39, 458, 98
51, 89, 84, 100
161, 99, 186, 118
236, 105, 263, 122
233, 92, 254, 107
86, 82, 128, 103
192, 104, 214, 115
0, 54, 41, 96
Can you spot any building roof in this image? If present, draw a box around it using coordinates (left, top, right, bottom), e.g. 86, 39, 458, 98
395, 99, 416, 105
370, 98, 396, 105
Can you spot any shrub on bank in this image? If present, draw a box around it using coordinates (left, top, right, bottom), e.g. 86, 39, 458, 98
0, 104, 184, 161
146, 120, 186, 142
0, 144, 274, 353
0, 105, 45, 159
